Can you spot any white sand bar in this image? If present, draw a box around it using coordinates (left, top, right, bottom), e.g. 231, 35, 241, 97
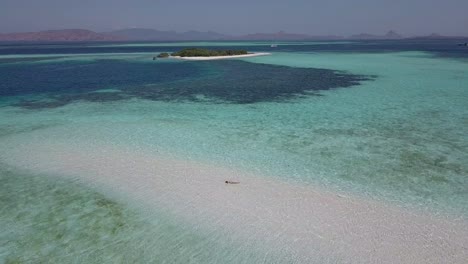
172, 52, 270, 60
2, 131, 468, 263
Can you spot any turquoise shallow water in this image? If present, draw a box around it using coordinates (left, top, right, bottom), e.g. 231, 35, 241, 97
0, 41, 467, 262
0, 166, 298, 263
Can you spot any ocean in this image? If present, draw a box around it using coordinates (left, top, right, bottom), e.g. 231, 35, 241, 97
1, 40, 467, 263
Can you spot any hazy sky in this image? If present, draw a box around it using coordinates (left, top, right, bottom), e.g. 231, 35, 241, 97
1, 0, 467, 36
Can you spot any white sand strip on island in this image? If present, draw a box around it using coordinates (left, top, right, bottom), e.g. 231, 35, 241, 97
172, 52, 270, 60
1, 131, 468, 263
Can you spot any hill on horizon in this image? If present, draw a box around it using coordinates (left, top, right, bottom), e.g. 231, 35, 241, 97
350, 30, 403, 40
0, 28, 466, 42
0, 29, 121, 41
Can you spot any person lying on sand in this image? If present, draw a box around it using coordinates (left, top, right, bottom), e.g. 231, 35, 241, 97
225, 180, 240, 184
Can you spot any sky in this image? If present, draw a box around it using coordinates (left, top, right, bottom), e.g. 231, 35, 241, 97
1, 0, 468, 36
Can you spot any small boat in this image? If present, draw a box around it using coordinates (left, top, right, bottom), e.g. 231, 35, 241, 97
270, 44, 278, 48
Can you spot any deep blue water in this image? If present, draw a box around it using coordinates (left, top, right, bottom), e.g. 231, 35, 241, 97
1, 59, 371, 109
0, 40, 387, 108
0, 40, 466, 109
0, 59, 203, 97
2, 39, 467, 109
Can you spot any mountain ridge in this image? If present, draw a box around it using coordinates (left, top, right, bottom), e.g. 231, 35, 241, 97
0, 28, 466, 42
0, 29, 122, 41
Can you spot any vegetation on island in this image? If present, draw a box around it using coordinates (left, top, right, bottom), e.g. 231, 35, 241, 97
171, 48, 249, 57
157, 52, 170, 58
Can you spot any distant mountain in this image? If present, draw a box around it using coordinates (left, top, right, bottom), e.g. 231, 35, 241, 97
349, 30, 403, 40
384, 30, 403, 39
108, 28, 226, 41
0, 29, 121, 41
227, 31, 342, 41
3, 28, 463, 42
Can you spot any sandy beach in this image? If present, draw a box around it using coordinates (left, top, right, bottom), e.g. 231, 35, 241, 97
171, 52, 270, 60
2, 127, 467, 264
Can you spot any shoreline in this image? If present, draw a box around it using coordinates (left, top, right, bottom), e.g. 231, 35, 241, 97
2, 129, 467, 263
171, 52, 270, 60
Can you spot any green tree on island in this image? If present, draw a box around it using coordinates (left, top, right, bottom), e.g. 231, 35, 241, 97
157, 52, 170, 58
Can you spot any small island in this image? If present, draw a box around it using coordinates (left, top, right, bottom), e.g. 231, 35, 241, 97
155, 48, 270, 60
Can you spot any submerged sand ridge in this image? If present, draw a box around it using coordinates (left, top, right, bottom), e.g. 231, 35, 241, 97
1, 126, 467, 263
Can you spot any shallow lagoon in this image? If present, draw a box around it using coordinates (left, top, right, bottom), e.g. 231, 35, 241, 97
0, 41, 467, 263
